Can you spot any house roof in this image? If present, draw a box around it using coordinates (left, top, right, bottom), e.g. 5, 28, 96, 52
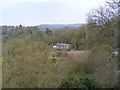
56, 43, 72, 46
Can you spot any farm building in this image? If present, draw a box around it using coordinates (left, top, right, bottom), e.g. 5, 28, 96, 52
53, 43, 72, 50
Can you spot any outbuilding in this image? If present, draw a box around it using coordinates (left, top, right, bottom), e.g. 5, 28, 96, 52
53, 43, 72, 50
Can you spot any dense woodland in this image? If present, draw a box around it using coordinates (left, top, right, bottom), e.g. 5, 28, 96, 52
1, 0, 119, 88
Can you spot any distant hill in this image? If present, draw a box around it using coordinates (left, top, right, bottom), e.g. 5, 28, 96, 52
37, 24, 84, 30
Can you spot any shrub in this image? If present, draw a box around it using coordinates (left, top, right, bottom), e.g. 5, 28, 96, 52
0, 57, 8, 67
56, 51, 67, 57
103, 44, 112, 51
59, 73, 99, 88
51, 58, 57, 63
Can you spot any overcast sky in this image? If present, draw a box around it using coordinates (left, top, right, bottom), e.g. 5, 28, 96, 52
0, 0, 106, 26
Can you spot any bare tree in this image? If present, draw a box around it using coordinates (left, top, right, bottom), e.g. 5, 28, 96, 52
86, 0, 119, 28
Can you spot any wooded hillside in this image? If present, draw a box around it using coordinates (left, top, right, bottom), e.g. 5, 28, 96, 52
1, 0, 119, 88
